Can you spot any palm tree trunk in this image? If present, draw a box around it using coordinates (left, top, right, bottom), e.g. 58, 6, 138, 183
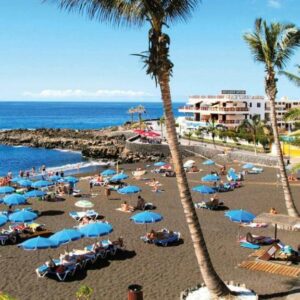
253, 136, 257, 155
266, 71, 299, 217
139, 113, 142, 129
158, 71, 231, 298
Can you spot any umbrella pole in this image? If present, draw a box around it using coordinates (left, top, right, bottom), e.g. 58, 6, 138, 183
274, 223, 277, 240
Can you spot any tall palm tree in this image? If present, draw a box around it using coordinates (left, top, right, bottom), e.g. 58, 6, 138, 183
47, 0, 231, 297
238, 115, 271, 155
244, 18, 300, 217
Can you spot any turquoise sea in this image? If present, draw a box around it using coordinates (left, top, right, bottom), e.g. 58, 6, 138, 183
0, 101, 182, 176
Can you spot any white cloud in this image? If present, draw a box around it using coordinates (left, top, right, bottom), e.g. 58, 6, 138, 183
23, 89, 152, 99
268, 0, 281, 8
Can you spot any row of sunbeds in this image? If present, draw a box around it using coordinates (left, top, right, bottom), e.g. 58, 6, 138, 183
36, 238, 125, 281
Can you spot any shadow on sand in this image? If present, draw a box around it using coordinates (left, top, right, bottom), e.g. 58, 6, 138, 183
40, 210, 65, 217
108, 249, 136, 261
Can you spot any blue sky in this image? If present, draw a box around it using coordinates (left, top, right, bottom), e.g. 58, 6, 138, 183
1, 0, 300, 102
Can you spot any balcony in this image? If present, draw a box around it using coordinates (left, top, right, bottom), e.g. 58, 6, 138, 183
179, 105, 249, 113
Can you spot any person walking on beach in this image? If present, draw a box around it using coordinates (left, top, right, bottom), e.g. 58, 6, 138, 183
105, 186, 111, 199
89, 181, 93, 192
60, 170, 64, 178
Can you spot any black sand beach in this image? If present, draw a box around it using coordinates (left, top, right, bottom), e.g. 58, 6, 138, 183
1, 157, 300, 300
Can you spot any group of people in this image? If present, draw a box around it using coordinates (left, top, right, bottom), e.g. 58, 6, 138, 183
120, 195, 146, 212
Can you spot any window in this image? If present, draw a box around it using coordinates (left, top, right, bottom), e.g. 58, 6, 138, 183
257, 103, 261, 108
249, 102, 252, 107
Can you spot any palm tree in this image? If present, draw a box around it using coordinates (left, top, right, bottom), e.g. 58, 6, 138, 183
185, 130, 193, 145
205, 119, 219, 148
244, 18, 300, 217
238, 115, 271, 155
47, 0, 231, 297
135, 104, 146, 129
127, 107, 135, 124
158, 115, 165, 138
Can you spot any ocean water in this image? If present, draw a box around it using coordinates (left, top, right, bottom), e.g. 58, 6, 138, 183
0, 101, 183, 176
0, 101, 182, 129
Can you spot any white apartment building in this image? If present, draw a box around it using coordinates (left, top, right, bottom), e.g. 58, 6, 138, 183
177, 90, 300, 131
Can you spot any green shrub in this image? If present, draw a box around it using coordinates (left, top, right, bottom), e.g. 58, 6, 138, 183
76, 285, 94, 300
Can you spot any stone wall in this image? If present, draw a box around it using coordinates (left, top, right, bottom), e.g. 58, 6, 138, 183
125, 138, 279, 167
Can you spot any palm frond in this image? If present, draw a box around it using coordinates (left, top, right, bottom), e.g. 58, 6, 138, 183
164, 0, 199, 23
244, 18, 300, 70
283, 108, 300, 121
279, 70, 300, 87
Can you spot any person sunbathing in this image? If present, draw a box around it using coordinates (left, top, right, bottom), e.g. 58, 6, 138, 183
270, 207, 278, 214
288, 174, 297, 182
79, 216, 91, 226
148, 178, 160, 187
210, 194, 219, 202
121, 201, 134, 212
146, 229, 167, 240
59, 254, 76, 266
189, 165, 199, 173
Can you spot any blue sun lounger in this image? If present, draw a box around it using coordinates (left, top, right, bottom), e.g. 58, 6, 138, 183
141, 229, 181, 246
36, 262, 77, 281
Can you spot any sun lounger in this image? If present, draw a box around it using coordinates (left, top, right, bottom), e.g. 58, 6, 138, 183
132, 170, 147, 180
36, 263, 77, 281
245, 233, 277, 245
71, 249, 97, 264
194, 199, 223, 210
69, 210, 98, 221
0, 231, 18, 245
36, 264, 50, 278
248, 167, 263, 174
141, 229, 180, 246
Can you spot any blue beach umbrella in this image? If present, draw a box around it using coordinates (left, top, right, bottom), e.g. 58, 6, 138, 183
60, 176, 79, 184
79, 222, 113, 238
49, 228, 83, 245
225, 209, 255, 223
154, 161, 166, 167
32, 180, 53, 188
201, 174, 220, 182
203, 160, 215, 166
101, 169, 116, 176
118, 185, 141, 195
24, 190, 46, 199
9, 210, 38, 223
17, 179, 33, 187
3, 194, 26, 206
0, 186, 15, 194
0, 214, 8, 226
131, 211, 163, 224
228, 169, 239, 181
242, 163, 254, 169
10, 177, 22, 183
18, 237, 58, 250
192, 185, 215, 194
110, 173, 129, 182
50, 175, 61, 182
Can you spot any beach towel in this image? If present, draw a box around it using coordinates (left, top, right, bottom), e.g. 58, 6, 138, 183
240, 242, 260, 249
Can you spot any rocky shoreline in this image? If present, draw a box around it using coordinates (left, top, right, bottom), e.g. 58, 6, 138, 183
0, 128, 165, 163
